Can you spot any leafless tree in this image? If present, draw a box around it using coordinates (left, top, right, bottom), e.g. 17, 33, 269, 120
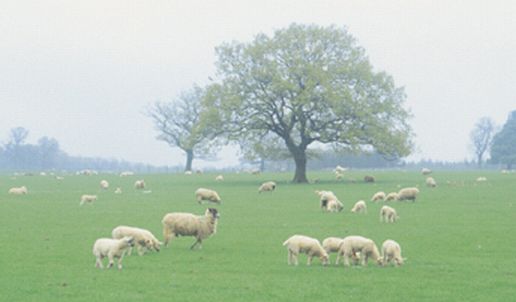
470, 117, 496, 167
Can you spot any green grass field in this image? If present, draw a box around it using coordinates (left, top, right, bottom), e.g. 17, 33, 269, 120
1, 170, 515, 301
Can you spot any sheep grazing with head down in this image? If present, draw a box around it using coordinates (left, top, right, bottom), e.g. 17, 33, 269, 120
351, 200, 367, 214
134, 180, 145, 190
371, 191, 386, 202
8, 186, 28, 195
114, 187, 122, 194
162, 208, 220, 249
398, 187, 419, 202
112, 226, 162, 256
80, 194, 97, 205
315, 190, 337, 207
364, 175, 375, 183
195, 188, 222, 204
100, 180, 109, 190
334, 165, 347, 174
283, 235, 329, 266
381, 239, 404, 266
421, 168, 432, 175
426, 177, 437, 188
336, 235, 383, 267
380, 205, 399, 223
215, 175, 224, 182
325, 199, 344, 212
258, 181, 276, 193
385, 192, 399, 201
92, 236, 135, 269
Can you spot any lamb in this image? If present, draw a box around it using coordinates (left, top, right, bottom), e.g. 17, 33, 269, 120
364, 175, 375, 183
385, 192, 399, 201
215, 175, 224, 181
195, 188, 222, 204
426, 177, 437, 187
325, 199, 344, 212
80, 194, 97, 205
162, 208, 220, 249
371, 191, 386, 202
8, 186, 28, 195
134, 180, 145, 189
283, 235, 329, 266
92, 236, 135, 269
398, 187, 420, 202
380, 205, 399, 223
100, 180, 109, 190
258, 181, 276, 193
112, 226, 162, 256
350, 200, 367, 214
336, 235, 383, 266
381, 239, 404, 266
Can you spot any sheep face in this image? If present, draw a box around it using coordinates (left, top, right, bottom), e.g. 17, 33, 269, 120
206, 208, 220, 219
320, 254, 329, 266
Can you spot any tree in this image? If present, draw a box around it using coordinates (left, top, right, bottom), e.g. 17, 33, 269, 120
207, 23, 413, 182
8, 127, 29, 146
470, 117, 496, 168
491, 110, 516, 169
147, 85, 214, 171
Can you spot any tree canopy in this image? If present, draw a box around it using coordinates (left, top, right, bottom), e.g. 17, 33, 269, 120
490, 110, 516, 169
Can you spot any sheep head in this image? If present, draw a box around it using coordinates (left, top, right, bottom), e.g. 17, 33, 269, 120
206, 208, 220, 219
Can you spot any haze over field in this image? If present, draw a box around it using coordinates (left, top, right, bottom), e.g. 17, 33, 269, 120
1, 1, 515, 167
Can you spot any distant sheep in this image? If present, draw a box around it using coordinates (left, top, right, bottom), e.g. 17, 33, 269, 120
336, 235, 383, 267
162, 208, 220, 249
335, 173, 344, 181
119, 171, 134, 177
80, 194, 97, 205
381, 239, 404, 266
380, 205, 399, 223
112, 226, 162, 256
476, 176, 487, 182
215, 175, 224, 181
385, 192, 399, 201
398, 187, 420, 202
283, 235, 329, 266
92, 236, 135, 269
364, 175, 375, 183
258, 181, 276, 193
351, 200, 367, 214
100, 180, 109, 190
371, 191, 386, 202
426, 177, 437, 188
325, 199, 344, 212
134, 180, 145, 189
334, 165, 347, 174
114, 187, 122, 194
315, 190, 338, 209
184, 170, 193, 175
195, 188, 222, 204
421, 168, 432, 175
8, 186, 28, 195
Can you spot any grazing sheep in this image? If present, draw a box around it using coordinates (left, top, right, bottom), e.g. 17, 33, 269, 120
258, 181, 276, 193
8, 186, 28, 195
335, 173, 344, 181
371, 191, 386, 202
381, 239, 404, 266
215, 175, 224, 181
351, 200, 367, 214
114, 187, 122, 194
100, 180, 109, 190
398, 187, 420, 202
336, 235, 383, 267
251, 169, 261, 175
92, 236, 135, 269
55, 176, 64, 181
80, 194, 97, 205
325, 199, 344, 212
119, 171, 134, 177
421, 168, 432, 175
380, 205, 399, 223
112, 226, 162, 256
283, 235, 329, 266
162, 208, 220, 249
426, 177, 437, 188
364, 175, 375, 183
134, 180, 145, 189
385, 192, 399, 201
184, 170, 193, 175
476, 176, 487, 182
334, 165, 347, 174
315, 190, 339, 209
195, 188, 222, 204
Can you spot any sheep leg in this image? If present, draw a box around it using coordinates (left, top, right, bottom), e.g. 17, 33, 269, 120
117, 255, 124, 270
163, 228, 174, 247
335, 251, 341, 265
343, 253, 350, 267
95, 256, 104, 269
190, 239, 202, 250
306, 254, 313, 266
107, 254, 115, 269
287, 251, 293, 265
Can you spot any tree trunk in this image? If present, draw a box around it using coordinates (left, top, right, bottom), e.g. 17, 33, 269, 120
185, 149, 194, 171
477, 154, 482, 168
292, 150, 308, 183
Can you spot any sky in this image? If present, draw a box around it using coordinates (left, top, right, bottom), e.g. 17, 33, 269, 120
1, 0, 515, 168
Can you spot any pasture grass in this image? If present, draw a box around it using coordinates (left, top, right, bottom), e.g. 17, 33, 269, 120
0, 170, 515, 301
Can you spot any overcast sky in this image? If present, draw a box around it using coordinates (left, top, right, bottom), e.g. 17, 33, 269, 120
1, 0, 515, 168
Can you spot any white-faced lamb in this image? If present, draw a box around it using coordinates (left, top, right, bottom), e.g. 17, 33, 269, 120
162, 208, 220, 249
80, 194, 97, 205
92, 236, 135, 269
112, 226, 162, 256
283, 235, 329, 266
8, 186, 28, 195
351, 200, 367, 214
380, 205, 399, 223
381, 239, 404, 266
336, 235, 383, 267
398, 187, 420, 202
371, 191, 386, 202
195, 188, 222, 204
258, 181, 276, 193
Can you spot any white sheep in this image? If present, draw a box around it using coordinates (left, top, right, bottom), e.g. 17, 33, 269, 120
162, 208, 220, 249
112, 226, 162, 256
184, 170, 193, 175
80, 194, 97, 205
334, 165, 347, 174
119, 171, 134, 177
421, 168, 432, 175
134, 180, 145, 189
335, 172, 344, 181
8, 186, 28, 195
215, 175, 224, 181
371, 191, 386, 202
100, 180, 109, 190
381, 239, 404, 266
380, 205, 399, 223
336, 235, 383, 267
385, 192, 399, 201
315, 190, 338, 209
114, 187, 122, 194
398, 187, 420, 202
426, 177, 437, 188
364, 175, 375, 183
350, 200, 367, 214
258, 181, 276, 193
283, 235, 329, 266
195, 188, 222, 204
92, 236, 135, 269
476, 176, 487, 182
325, 199, 344, 212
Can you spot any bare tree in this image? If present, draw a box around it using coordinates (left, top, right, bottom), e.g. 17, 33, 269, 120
470, 117, 496, 168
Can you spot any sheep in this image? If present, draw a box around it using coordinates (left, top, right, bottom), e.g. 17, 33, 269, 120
315, 190, 339, 209
215, 175, 224, 181
350, 200, 367, 214
258, 181, 276, 193
398, 187, 420, 202
426, 177, 437, 188
112, 226, 162, 256
335, 173, 344, 181
325, 199, 344, 212
421, 168, 432, 175
385, 192, 399, 201
336, 235, 383, 267
134, 180, 145, 190
364, 175, 375, 183
283, 235, 329, 266
334, 165, 347, 174
184, 170, 193, 175
476, 176, 487, 182
80, 194, 97, 205
381, 239, 404, 266
195, 188, 222, 204
371, 191, 386, 202
119, 171, 134, 177
8, 186, 28, 195
380, 205, 399, 223
162, 208, 219, 249
100, 180, 109, 190
114, 187, 122, 194
92, 236, 135, 269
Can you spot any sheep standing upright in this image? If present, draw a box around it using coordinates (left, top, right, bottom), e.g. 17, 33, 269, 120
398, 187, 419, 201
134, 180, 146, 190
112, 226, 162, 256
336, 235, 382, 267
381, 239, 404, 266
92, 236, 135, 269
80, 194, 97, 205
380, 205, 399, 223
100, 180, 109, 190
162, 208, 219, 249
283, 235, 329, 266
8, 186, 28, 195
